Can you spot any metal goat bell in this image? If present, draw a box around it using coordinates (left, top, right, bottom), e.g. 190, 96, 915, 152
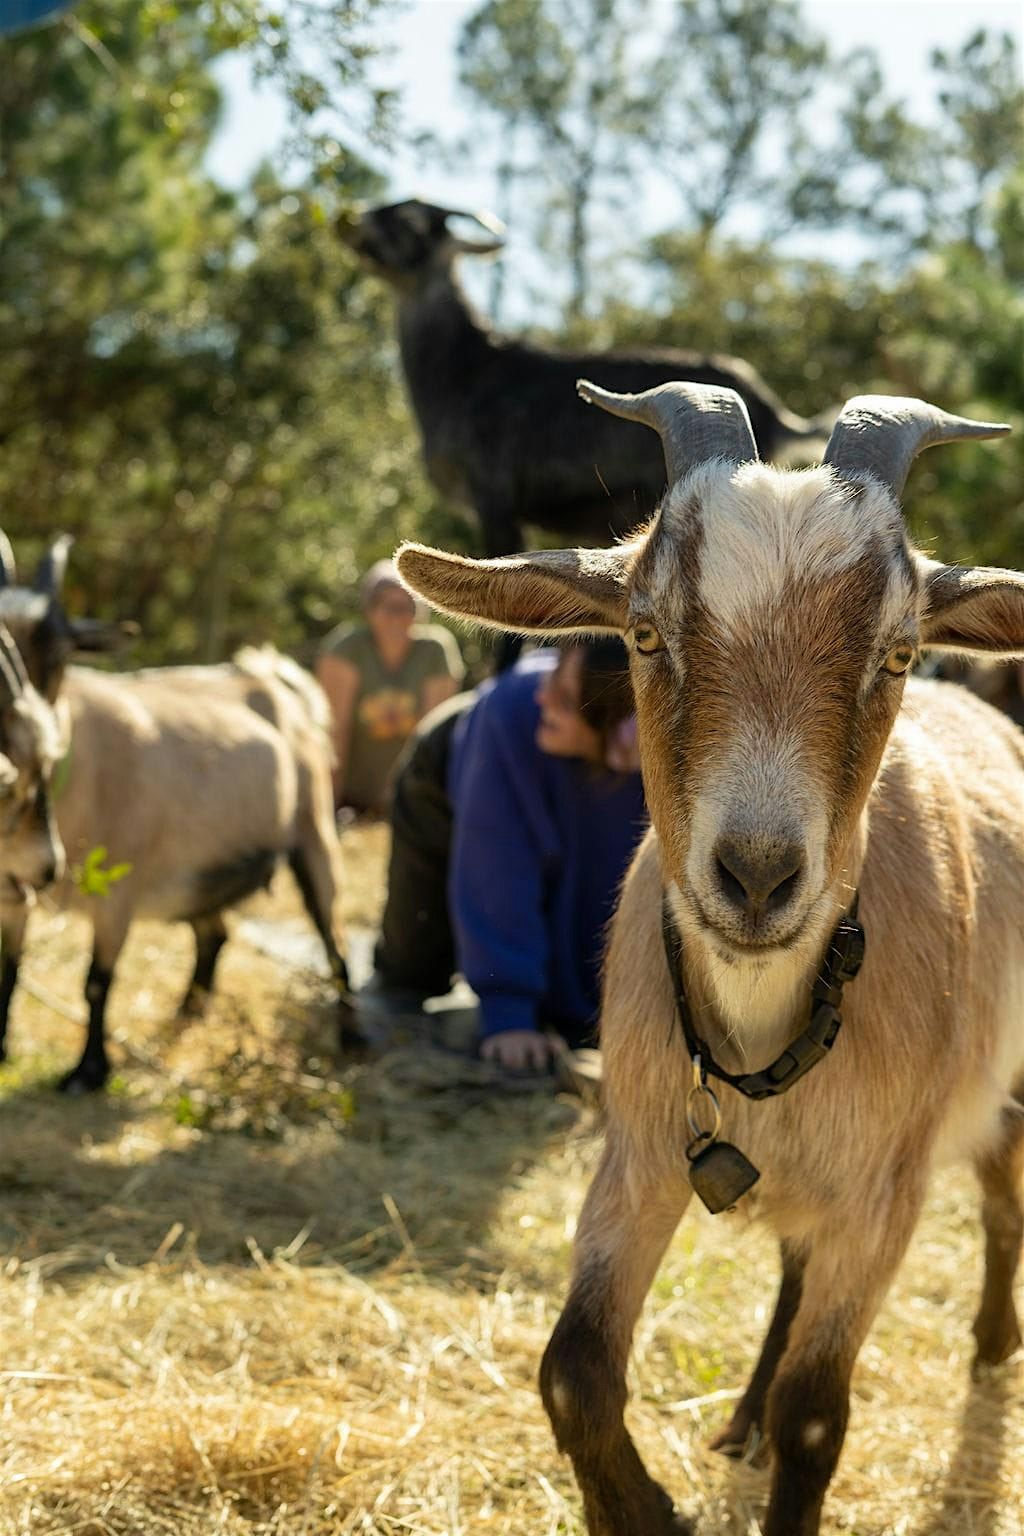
686, 1137, 760, 1214
685, 1072, 759, 1214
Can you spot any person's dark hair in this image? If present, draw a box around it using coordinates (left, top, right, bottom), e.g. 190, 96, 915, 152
576, 638, 634, 760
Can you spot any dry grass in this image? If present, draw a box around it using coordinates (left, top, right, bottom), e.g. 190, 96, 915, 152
0, 822, 1021, 1535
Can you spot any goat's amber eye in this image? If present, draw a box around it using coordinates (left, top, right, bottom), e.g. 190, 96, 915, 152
632, 623, 665, 655
883, 645, 915, 676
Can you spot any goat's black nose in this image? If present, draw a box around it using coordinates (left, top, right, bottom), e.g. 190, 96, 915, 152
713, 838, 804, 919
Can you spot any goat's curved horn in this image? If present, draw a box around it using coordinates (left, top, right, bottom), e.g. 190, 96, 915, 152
577, 379, 758, 484
0, 531, 16, 588
443, 205, 506, 254
34, 533, 73, 597
0, 622, 27, 705
823, 395, 1010, 500
445, 207, 506, 238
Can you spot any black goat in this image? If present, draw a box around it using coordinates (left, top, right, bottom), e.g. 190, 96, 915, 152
343, 199, 830, 556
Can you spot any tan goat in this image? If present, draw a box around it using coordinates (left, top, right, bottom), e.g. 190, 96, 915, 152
0, 543, 352, 1092
395, 386, 1024, 1536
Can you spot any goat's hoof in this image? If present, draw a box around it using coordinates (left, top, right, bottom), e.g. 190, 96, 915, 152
177, 986, 210, 1020
971, 1327, 1024, 1380
650, 1478, 694, 1535
338, 1026, 370, 1060
709, 1416, 768, 1466
337, 995, 370, 1057
58, 1063, 109, 1095
582, 1465, 688, 1536
659, 1504, 695, 1535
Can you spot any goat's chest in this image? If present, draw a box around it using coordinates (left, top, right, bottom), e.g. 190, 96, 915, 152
706, 1082, 891, 1234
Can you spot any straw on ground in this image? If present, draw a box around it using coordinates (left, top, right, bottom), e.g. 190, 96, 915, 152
0, 823, 1020, 1535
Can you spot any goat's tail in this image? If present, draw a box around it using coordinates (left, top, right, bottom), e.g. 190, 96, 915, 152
231, 644, 333, 739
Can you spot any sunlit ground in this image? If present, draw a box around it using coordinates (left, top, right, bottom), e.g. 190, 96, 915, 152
0, 823, 1020, 1535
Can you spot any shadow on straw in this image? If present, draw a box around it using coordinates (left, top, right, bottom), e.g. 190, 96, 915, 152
915, 1370, 1020, 1536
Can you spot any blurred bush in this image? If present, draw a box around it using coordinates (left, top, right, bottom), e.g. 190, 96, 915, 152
0, 0, 1020, 665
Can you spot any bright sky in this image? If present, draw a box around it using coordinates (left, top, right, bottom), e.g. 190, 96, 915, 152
206, 0, 1022, 315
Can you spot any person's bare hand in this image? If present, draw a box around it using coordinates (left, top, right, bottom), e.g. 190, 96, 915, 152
480, 1029, 552, 1072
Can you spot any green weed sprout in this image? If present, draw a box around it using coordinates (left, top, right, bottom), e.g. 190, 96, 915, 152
73, 846, 132, 898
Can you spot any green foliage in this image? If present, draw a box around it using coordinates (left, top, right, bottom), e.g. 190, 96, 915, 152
601, 226, 1023, 566
489, 5, 1022, 570
787, 26, 1023, 257
458, 0, 655, 319
0, 0, 1020, 672
458, 0, 571, 125
0, 0, 440, 662
168, 1050, 357, 1137
931, 28, 1024, 250
653, 0, 829, 239
73, 845, 133, 897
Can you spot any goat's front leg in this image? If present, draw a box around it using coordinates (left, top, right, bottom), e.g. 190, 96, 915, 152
710, 1237, 807, 1460
540, 1133, 693, 1536
762, 1208, 921, 1536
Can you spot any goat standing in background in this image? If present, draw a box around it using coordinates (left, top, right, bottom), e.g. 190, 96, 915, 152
130, 642, 350, 993
0, 617, 64, 909
343, 199, 830, 558
0, 542, 354, 1092
396, 385, 1023, 1536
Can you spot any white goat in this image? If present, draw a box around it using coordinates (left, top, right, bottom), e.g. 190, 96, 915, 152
395, 384, 1023, 1536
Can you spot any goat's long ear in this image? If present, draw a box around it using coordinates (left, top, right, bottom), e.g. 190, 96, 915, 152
919, 561, 1024, 656
395, 542, 633, 635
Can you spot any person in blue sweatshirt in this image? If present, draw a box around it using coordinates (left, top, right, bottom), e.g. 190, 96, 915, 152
357, 640, 648, 1078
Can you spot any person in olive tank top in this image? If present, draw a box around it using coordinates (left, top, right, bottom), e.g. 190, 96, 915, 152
317, 561, 464, 814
